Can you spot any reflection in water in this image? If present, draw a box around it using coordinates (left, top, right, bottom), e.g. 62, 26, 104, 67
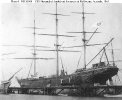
0, 94, 122, 100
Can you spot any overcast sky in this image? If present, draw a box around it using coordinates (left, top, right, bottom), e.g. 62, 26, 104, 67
0, 2, 122, 86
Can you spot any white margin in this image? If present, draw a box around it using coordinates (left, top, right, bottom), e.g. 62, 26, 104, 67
0, 0, 122, 3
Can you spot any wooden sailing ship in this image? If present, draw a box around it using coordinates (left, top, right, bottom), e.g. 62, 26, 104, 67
15, 3, 119, 89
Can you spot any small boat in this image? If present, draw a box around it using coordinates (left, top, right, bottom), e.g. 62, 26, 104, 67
104, 94, 122, 97
0, 80, 11, 94
0, 68, 22, 94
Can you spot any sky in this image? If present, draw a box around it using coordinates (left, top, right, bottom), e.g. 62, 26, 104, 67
0, 1, 122, 86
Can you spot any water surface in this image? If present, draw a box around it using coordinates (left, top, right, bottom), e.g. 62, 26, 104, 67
0, 94, 122, 100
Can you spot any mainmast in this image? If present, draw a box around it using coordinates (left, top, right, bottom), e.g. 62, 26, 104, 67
82, 3, 86, 69
37, 3, 80, 85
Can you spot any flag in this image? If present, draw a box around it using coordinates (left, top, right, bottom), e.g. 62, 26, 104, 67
92, 21, 103, 28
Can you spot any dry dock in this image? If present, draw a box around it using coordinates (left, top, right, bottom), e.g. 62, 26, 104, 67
8, 85, 122, 97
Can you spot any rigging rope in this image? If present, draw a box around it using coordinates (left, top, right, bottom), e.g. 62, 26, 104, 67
114, 75, 117, 85
27, 59, 33, 78
116, 74, 122, 85
88, 47, 96, 64
76, 53, 82, 70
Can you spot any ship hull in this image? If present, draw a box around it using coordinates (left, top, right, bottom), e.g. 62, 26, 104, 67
17, 66, 118, 88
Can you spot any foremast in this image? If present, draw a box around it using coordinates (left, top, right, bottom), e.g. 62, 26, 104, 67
55, 3, 59, 84
69, 3, 95, 69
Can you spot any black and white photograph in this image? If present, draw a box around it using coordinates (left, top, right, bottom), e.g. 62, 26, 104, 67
0, 0, 122, 99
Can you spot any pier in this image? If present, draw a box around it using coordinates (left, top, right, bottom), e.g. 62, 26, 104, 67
8, 85, 122, 97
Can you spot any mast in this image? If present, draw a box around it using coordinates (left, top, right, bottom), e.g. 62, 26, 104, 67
33, 11, 36, 76
86, 38, 114, 67
67, 3, 96, 69
82, 3, 86, 69
55, 3, 59, 85
38, 4, 77, 85
111, 41, 115, 65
